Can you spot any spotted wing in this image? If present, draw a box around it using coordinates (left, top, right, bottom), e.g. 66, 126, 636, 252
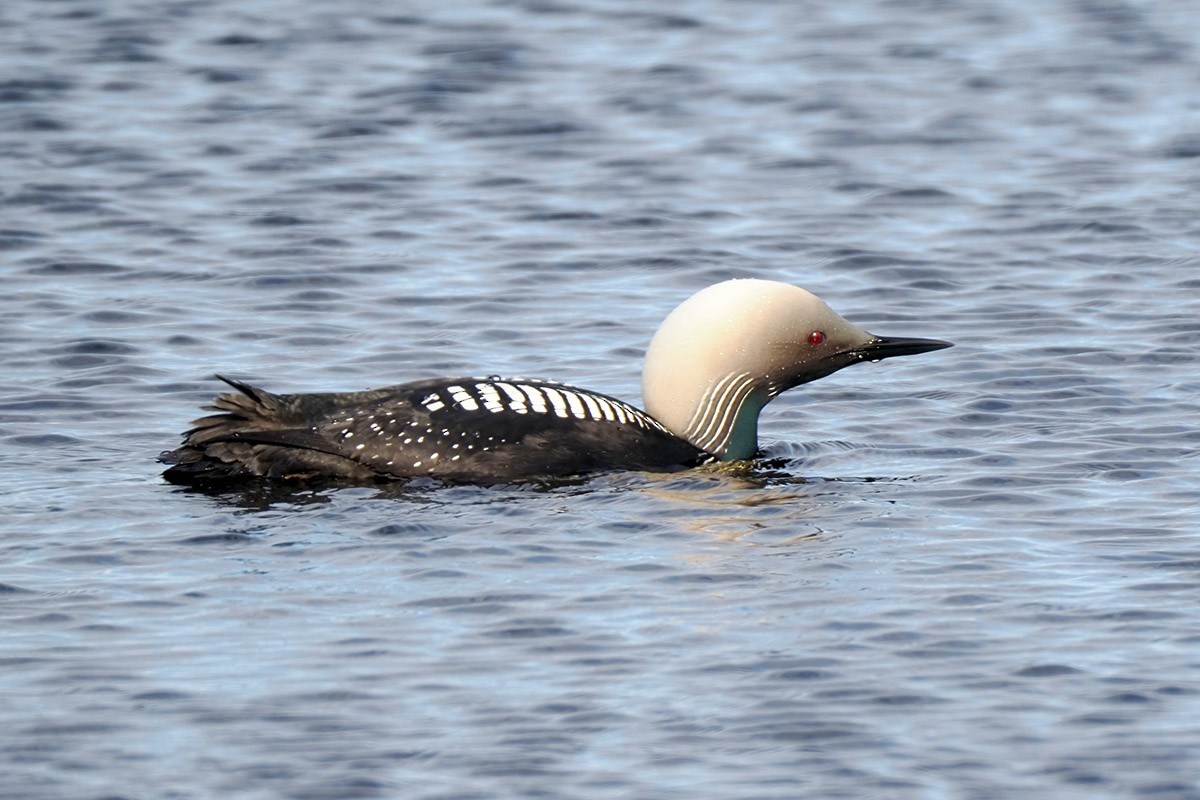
161, 377, 423, 483
319, 377, 707, 480
164, 376, 707, 484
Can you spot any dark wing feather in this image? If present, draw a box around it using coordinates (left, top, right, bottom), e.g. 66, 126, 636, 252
162, 377, 412, 484
162, 376, 708, 485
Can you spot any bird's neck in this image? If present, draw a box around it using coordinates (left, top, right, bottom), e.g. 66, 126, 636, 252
676, 373, 768, 461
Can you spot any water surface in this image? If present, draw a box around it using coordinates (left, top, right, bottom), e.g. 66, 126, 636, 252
2, 1, 1199, 798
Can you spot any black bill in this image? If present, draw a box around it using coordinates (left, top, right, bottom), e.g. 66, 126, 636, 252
852, 335, 954, 362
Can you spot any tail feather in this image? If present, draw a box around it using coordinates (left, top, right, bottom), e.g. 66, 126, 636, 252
210, 374, 273, 413
161, 376, 376, 485
183, 375, 289, 446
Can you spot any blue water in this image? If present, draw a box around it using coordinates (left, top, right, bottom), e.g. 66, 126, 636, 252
2, 0, 1199, 798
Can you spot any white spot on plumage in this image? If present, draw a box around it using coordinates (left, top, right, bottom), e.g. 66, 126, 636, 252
561, 390, 587, 419
518, 384, 547, 413
447, 385, 479, 411
495, 382, 528, 413
611, 403, 628, 424
425, 400, 445, 412
475, 383, 505, 413
578, 392, 602, 420
542, 387, 570, 418
593, 397, 617, 421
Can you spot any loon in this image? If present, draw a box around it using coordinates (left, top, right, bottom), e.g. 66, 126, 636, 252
160, 279, 951, 485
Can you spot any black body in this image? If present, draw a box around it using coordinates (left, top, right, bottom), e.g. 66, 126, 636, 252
161, 376, 710, 485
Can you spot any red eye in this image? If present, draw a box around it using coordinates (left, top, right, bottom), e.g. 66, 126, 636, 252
808, 331, 825, 346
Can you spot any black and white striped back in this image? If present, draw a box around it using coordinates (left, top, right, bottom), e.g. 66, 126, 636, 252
161, 375, 710, 484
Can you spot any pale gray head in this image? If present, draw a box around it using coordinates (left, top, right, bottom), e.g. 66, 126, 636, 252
641, 278, 952, 460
